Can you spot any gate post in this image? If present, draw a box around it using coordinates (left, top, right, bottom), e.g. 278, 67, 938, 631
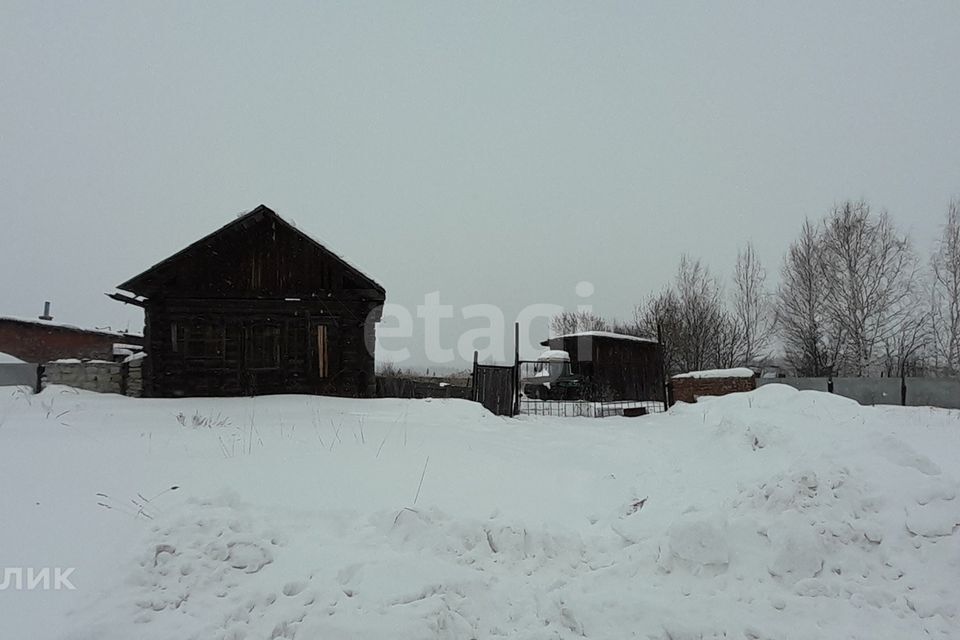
471, 350, 478, 402
657, 322, 669, 410
513, 323, 520, 416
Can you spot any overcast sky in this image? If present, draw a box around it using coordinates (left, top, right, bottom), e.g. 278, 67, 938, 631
2, 1, 957, 368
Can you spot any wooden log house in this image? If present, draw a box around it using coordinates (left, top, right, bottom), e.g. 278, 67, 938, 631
111, 205, 385, 397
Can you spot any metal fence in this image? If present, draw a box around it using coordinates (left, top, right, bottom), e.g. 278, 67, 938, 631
518, 398, 666, 418
514, 358, 667, 418
0, 363, 40, 391
757, 377, 960, 410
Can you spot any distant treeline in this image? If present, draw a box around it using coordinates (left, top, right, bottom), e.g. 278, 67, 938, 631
553, 199, 960, 378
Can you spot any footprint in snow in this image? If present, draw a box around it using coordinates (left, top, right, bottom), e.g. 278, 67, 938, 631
226, 541, 272, 573
282, 580, 307, 597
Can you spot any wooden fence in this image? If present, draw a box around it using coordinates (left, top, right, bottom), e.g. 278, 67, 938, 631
471, 363, 517, 416
375, 376, 472, 400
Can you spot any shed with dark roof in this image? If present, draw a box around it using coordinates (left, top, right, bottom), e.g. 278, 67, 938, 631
539, 331, 664, 401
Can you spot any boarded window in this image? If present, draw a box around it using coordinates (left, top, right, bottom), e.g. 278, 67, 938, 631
317, 325, 328, 378
171, 322, 182, 352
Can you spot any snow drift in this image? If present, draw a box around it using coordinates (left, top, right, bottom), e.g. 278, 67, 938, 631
0, 383, 957, 639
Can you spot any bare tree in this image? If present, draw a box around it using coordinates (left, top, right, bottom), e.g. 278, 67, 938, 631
713, 310, 744, 369
636, 287, 681, 373
731, 242, 774, 366
609, 319, 652, 340
819, 201, 917, 376
777, 219, 836, 376
931, 199, 960, 375
882, 304, 931, 377
551, 310, 609, 336
636, 256, 727, 374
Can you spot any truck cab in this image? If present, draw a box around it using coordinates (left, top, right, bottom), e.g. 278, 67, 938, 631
521, 350, 585, 400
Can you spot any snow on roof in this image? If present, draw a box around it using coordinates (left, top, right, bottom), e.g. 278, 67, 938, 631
672, 367, 756, 379
536, 349, 570, 362
542, 331, 658, 346
113, 343, 144, 356
0, 315, 141, 338
0, 351, 25, 364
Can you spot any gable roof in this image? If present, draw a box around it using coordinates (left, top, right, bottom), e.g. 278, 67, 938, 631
117, 205, 385, 297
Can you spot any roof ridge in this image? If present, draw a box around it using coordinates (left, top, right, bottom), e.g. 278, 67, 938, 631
116, 205, 384, 296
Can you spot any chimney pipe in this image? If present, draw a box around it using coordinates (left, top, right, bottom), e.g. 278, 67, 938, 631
39, 301, 52, 321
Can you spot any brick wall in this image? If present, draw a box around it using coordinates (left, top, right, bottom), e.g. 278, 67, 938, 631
670, 375, 756, 404
0, 319, 142, 363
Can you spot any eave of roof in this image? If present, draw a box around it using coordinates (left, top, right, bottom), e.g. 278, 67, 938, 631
540, 331, 658, 346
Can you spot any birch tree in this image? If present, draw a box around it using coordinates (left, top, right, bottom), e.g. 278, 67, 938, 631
731, 242, 773, 366
819, 201, 917, 375
931, 199, 960, 374
777, 219, 835, 375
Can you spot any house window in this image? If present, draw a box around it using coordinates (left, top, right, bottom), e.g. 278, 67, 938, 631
171, 321, 225, 359
189, 323, 225, 359
247, 324, 281, 368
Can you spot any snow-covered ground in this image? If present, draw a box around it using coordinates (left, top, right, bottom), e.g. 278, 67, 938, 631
1, 384, 958, 639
